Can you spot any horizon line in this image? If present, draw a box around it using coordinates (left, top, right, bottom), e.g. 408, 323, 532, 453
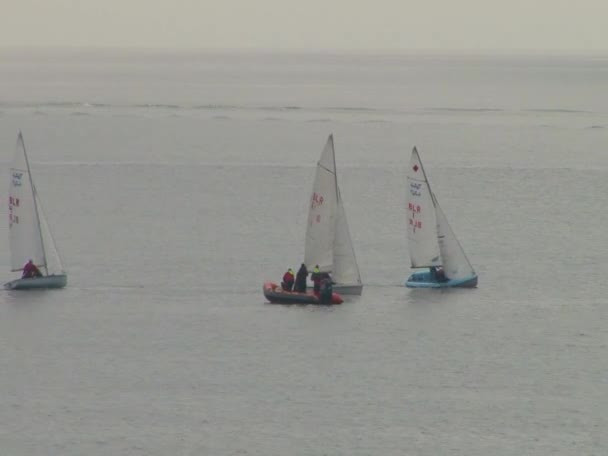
1, 45, 608, 57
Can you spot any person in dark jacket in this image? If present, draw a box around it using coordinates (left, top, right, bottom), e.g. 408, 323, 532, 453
430, 266, 447, 283
282, 268, 295, 291
436, 266, 447, 282
294, 263, 308, 293
319, 273, 333, 304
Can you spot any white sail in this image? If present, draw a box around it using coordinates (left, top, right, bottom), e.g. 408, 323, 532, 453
332, 193, 362, 286
8, 133, 46, 272
434, 197, 476, 281
35, 188, 65, 275
304, 135, 338, 272
406, 147, 441, 268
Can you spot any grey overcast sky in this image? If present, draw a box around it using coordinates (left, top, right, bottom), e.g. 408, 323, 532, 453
2, 0, 608, 52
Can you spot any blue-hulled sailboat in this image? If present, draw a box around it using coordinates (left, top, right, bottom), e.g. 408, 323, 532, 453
405, 147, 477, 289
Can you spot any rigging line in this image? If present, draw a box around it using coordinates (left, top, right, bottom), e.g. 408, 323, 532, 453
317, 164, 335, 175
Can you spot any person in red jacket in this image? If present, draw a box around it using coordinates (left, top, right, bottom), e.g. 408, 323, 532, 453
282, 268, 295, 291
22, 259, 42, 279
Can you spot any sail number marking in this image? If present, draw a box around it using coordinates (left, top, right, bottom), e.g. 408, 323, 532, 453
310, 192, 324, 225
8, 196, 20, 226
311, 192, 324, 208
408, 202, 422, 232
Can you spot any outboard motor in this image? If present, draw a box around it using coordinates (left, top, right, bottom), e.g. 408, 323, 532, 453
319, 276, 333, 304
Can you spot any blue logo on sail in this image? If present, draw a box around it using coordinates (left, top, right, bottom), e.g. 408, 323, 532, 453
409, 182, 421, 196
12, 172, 23, 187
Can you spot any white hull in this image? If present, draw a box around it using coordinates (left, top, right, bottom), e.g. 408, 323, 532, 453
4, 274, 67, 290
307, 283, 362, 296
332, 284, 363, 295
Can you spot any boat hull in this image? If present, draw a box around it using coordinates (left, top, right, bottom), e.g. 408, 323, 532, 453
307, 283, 362, 296
4, 274, 67, 290
405, 270, 477, 289
263, 282, 343, 305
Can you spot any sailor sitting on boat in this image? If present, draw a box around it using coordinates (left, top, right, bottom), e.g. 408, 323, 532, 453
22, 259, 42, 279
430, 266, 447, 283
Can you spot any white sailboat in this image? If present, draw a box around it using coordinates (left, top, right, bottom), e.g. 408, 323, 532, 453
4, 132, 67, 290
405, 147, 477, 288
304, 135, 362, 295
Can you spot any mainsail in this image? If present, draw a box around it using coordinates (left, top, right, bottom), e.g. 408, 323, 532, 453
304, 135, 339, 272
406, 147, 441, 268
9, 133, 46, 272
8, 132, 64, 276
304, 135, 361, 286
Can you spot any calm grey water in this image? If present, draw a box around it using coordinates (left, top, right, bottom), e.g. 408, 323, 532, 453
0, 50, 606, 455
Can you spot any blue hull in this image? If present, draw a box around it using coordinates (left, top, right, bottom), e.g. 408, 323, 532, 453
405, 270, 477, 289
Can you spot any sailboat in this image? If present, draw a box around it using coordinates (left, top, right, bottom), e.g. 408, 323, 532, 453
4, 132, 67, 290
304, 134, 362, 295
405, 147, 477, 288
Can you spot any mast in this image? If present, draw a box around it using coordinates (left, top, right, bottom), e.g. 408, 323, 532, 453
329, 134, 340, 275
331, 135, 362, 285
418, 149, 441, 267
407, 147, 442, 269
413, 147, 437, 210
330, 134, 339, 203
19, 132, 48, 275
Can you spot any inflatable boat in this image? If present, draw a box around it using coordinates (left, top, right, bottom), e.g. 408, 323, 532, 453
263, 282, 343, 305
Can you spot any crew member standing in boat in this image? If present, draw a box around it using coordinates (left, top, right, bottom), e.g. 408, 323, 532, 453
22, 259, 42, 279
311, 265, 322, 294
282, 268, 295, 291
319, 273, 333, 304
294, 263, 308, 293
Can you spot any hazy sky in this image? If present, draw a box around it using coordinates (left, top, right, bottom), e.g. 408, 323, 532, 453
2, 0, 608, 51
